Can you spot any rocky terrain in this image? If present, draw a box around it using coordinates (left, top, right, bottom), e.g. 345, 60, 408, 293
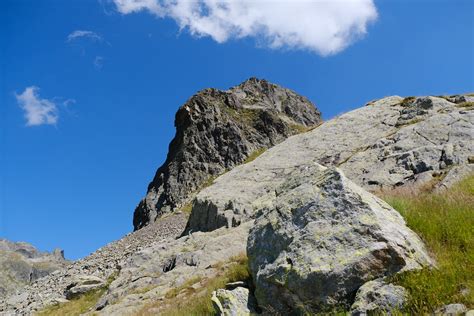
133, 78, 322, 230
186, 95, 474, 233
0, 213, 187, 314
0, 82, 472, 315
0, 239, 67, 299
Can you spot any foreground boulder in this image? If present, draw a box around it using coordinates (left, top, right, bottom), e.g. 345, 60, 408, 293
134, 77, 322, 230
246, 165, 432, 314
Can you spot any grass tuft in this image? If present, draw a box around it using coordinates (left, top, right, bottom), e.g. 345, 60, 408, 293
400, 96, 416, 107
243, 148, 267, 164
36, 288, 106, 316
457, 101, 474, 108
382, 175, 474, 313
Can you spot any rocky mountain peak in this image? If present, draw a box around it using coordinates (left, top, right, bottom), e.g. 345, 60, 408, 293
0, 239, 67, 299
133, 78, 322, 230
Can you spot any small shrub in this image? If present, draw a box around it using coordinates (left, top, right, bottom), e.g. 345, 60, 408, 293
400, 96, 416, 107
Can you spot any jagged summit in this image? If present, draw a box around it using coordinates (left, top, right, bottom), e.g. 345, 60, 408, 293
133, 78, 322, 230
0, 239, 66, 298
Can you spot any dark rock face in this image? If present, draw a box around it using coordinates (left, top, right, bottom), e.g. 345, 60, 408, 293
133, 78, 321, 230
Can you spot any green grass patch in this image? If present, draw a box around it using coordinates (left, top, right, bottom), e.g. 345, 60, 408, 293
457, 101, 474, 108
243, 148, 267, 164
288, 122, 320, 135
383, 175, 474, 313
36, 287, 106, 316
36, 272, 117, 316
138, 253, 250, 316
179, 202, 193, 214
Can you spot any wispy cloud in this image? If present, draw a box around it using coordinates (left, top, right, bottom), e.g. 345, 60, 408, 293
94, 56, 104, 69
67, 30, 102, 42
112, 0, 377, 55
15, 86, 59, 126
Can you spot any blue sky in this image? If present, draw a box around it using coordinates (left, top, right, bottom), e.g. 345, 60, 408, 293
1, 0, 473, 260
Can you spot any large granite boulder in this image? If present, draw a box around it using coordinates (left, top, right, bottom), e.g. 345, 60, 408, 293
133, 77, 322, 230
247, 166, 432, 314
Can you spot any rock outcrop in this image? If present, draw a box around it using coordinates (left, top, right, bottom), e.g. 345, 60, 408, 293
0, 239, 67, 299
246, 166, 432, 313
185, 95, 474, 233
133, 77, 322, 230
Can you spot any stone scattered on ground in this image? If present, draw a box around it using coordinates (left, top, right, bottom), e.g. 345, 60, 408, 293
0, 212, 187, 314
350, 279, 408, 315
435, 303, 468, 315
212, 286, 259, 316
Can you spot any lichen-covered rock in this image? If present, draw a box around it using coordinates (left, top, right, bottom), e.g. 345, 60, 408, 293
133, 77, 322, 230
212, 286, 259, 316
350, 279, 407, 315
435, 303, 468, 315
185, 94, 474, 234
247, 166, 432, 314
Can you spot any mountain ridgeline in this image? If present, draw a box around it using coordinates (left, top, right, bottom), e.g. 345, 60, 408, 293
133, 78, 322, 230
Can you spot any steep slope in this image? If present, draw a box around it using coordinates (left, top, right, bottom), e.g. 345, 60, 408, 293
0, 213, 187, 314
186, 95, 473, 232
0, 239, 67, 299
133, 78, 322, 230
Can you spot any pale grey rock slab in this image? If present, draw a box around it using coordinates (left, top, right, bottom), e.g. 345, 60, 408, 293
246, 166, 432, 314
185, 95, 473, 234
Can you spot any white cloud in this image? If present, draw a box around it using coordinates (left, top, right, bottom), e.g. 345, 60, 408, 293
112, 0, 377, 55
15, 86, 59, 126
67, 30, 102, 42
94, 56, 104, 69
